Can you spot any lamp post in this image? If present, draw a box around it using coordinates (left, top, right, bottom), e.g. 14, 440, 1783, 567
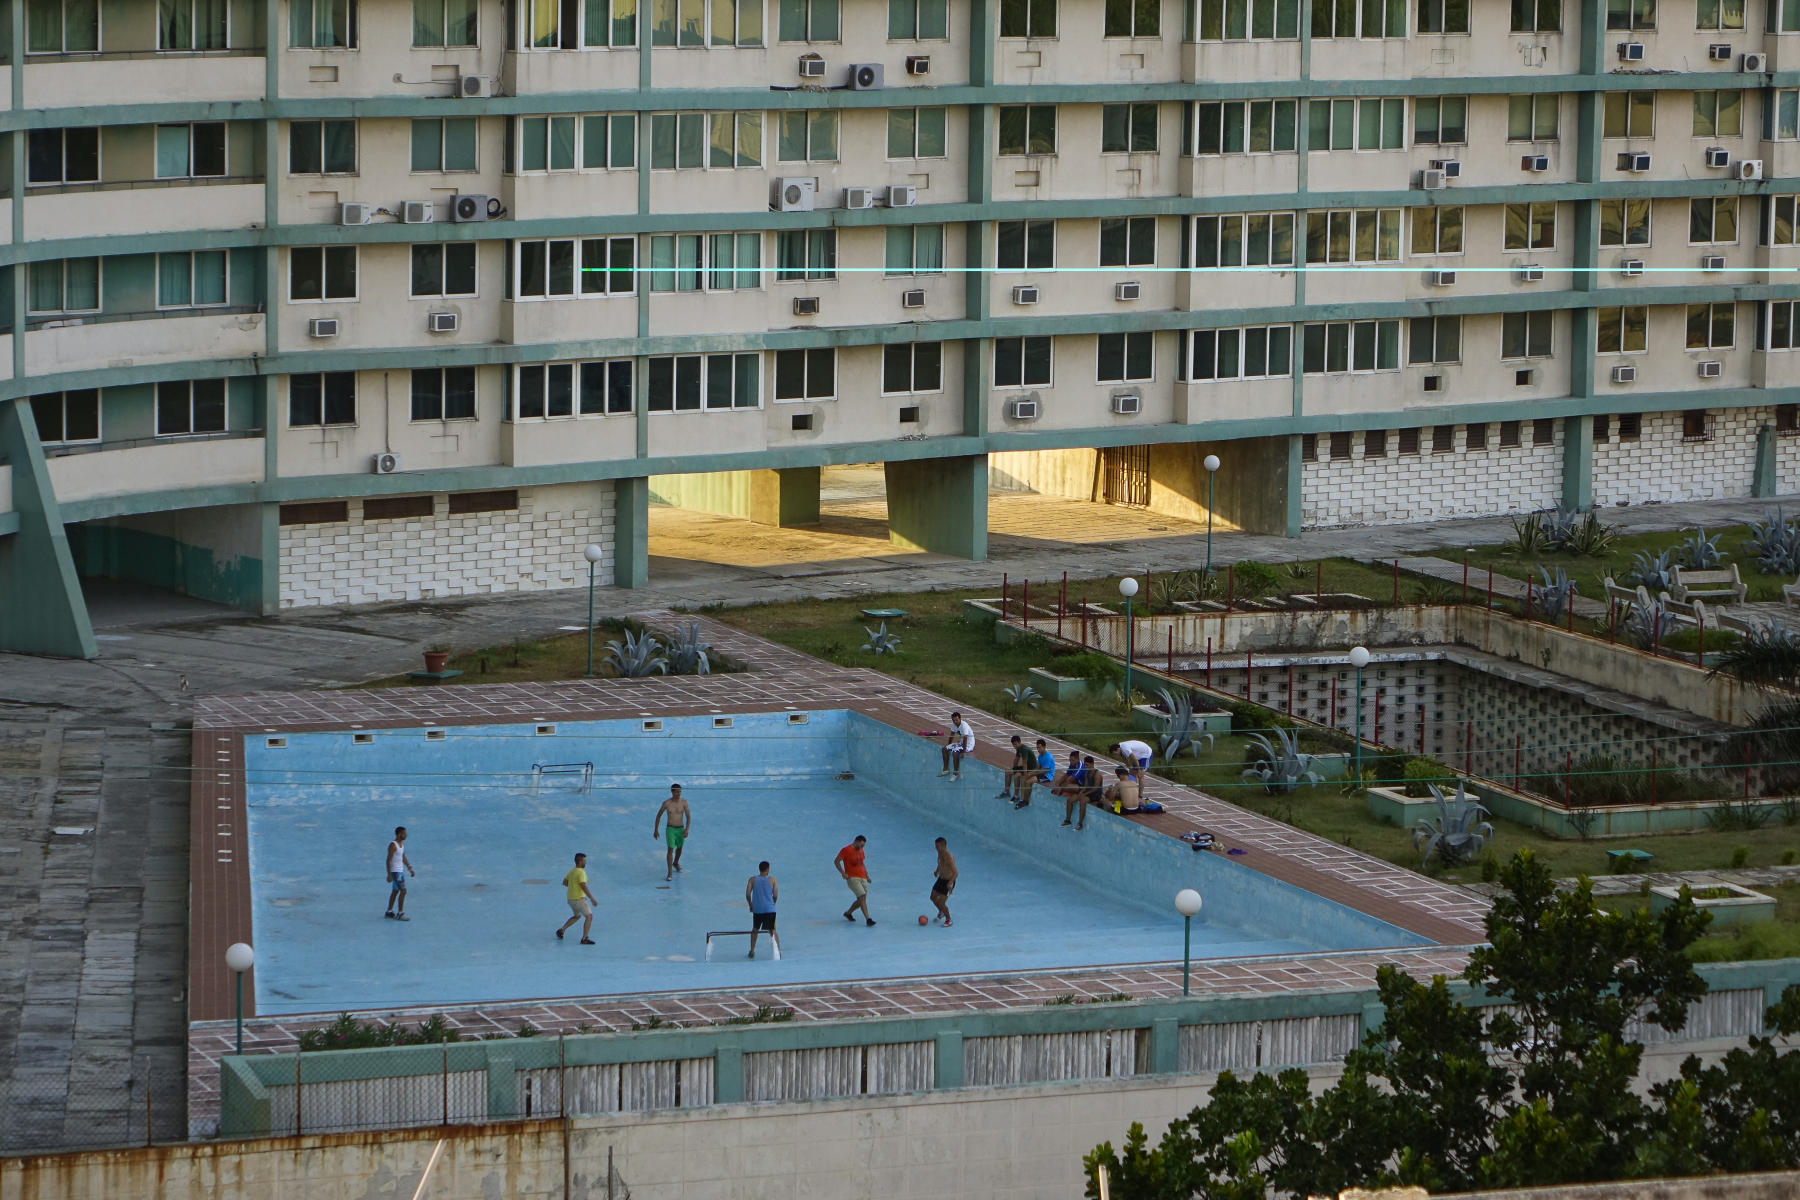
1174, 889, 1203, 995
582, 544, 604, 676
225, 942, 254, 1056
1202, 454, 1221, 580
1119, 577, 1139, 705
1348, 645, 1372, 781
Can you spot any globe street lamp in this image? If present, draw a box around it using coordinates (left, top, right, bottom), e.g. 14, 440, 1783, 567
582, 544, 605, 677
1348, 646, 1372, 781
1203, 454, 1221, 581
1174, 889, 1203, 995
225, 941, 255, 1055
1119, 577, 1139, 705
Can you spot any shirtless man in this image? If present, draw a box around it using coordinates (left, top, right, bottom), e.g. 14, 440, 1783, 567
652, 784, 692, 881
930, 837, 958, 926
1103, 766, 1143, 815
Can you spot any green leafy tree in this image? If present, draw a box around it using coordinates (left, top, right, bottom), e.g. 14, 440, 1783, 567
1651, 984, 1800, 1172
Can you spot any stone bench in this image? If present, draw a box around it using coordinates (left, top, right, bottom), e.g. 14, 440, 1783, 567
1602, 577, 1652, 610
1783, 578, 1800, 608
1669, 564, 1746, 605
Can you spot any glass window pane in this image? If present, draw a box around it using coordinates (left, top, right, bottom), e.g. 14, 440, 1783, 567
446, 117, 479, 170
919, 108, 946, 156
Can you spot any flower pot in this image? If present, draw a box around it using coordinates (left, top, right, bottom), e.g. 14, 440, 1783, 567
423, 651, 449, 674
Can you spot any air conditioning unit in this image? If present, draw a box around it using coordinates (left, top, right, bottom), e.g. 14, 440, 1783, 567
886, 184, 917, 207
1006, 398, 1040, 420
1739, 159, 1765, 180
1418, 169, 1448, 190
1743, 52, 1768, 71
1428, 269, 1457, 286
1699, 360, 1724, 378
798, 53, 826, 77
793, 296, 821, 316
1011, 285, 1040, 305
451, 193, 491, 222
1618, 40, 1645, 60
307, 317, 339, 338
1518, 265, 1545, 282
846, 62, 884, 90
1428, 158, 1462, 178
906, 54, 931, 75
901, 288, 926, 308
339, 202, 371, 226
1619, 151, 1651, 172
1709, 42, 1733, 59
1702, 254, 1727, 271
844, 186, 875, 209
1110, 394, 1143, 415
1619, 258, 1645, 276
372, 452, 401, 474
775, 177, 816, 212
460, 75, 495, 98
428, 312, 459, 333
1705, 147, 1730, 168
1612, 364, 1638, 384
1115, 281, 1141, 301
1521, 154, 1550, 172
402, 200, 434, 224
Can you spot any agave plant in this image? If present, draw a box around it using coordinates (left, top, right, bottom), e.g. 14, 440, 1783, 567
1148, 570, 1201, 612
1710, 620, 1800, 686
1240, 727, 1322, 794
604, 629, 667, 678
1529, 565, 1577, 623
1412, 781, 1494, 867
1002, 683, 1041, 711
1539, 506, 1580, 550
1155, 687, 1215, 761
1743, 508, 1800, 576
1564, 511, 1617, 557
1677, 527, 1724, 570
1625, 549, 1677, 595
665, 622, 712, 676
1621, 596, 1672, 650
1509, 512, 1551, 555
861, 622, 901, 655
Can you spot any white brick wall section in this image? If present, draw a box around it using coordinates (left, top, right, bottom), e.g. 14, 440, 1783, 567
276, 483, 616, 610
1593, 408, 1763, 508
1301, 427, 1561, 529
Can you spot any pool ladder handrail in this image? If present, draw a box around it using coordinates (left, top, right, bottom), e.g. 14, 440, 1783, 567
532, 761, 595, 791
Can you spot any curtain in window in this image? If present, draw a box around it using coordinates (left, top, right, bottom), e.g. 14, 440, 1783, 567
155, 126, 191, 178
193, 251, 227, 305
27, 262, 65, 313
159, 0, 193, 48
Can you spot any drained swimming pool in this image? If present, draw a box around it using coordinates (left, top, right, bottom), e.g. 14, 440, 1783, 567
241, 710, 1428, 1015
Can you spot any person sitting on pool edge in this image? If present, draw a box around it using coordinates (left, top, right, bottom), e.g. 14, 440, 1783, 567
1014, 738, 1057, 809
1104, 766, 1144, 815
1051, 751, 1088, 828
997, 734, 1033, 802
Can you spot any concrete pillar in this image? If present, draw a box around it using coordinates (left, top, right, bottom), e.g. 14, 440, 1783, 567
1754, 424, 1777, 499
933, 1030, 964, 1088
1146, 439, 1291, 536
649, 468, 820, 527
612, 476, 649, 588
0, 399, 97, 658
884, 455, 988, 560
1561, 414, 1594, 512
1285, 435, 1304, 537
1147, 1017, 1180, 1075
258, 502, 282, 615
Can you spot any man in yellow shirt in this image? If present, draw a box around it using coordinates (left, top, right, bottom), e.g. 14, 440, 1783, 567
556, 852, 598, 945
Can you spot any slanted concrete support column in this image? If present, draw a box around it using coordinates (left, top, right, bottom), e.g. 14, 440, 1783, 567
884, 455, 988, 560
0, 399, 97, 658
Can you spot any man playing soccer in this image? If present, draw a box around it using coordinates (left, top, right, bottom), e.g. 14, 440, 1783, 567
930, 837, 958, 926
556, 852, 598, 944
835, 835, 875, 926
746, 861, 780, 958
652, 783, 692, 881
383, 826, 414, 921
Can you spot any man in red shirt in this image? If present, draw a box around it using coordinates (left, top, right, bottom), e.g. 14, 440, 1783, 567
834, 835, 875, 927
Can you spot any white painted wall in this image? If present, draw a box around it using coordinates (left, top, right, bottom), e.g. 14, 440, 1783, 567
1301, 423, 1562, 527
1593, 407, 1763, 507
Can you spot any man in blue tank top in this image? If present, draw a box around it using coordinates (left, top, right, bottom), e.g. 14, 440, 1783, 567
746, 861, 779, 958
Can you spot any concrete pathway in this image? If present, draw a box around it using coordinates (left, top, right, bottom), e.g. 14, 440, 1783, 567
1382, 555, 1615, 619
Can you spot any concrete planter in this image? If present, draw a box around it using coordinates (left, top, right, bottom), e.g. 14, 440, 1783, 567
1650, 882, 1776, 928
1027, 667, 1112, 702
1131, 704, 1233, 736
1366, 784, 1448, 827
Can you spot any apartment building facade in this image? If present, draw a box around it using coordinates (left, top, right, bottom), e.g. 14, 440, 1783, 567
3, 0, 1800, 654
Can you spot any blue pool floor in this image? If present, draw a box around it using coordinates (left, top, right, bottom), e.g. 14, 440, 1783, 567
244, 774, 1326, 1015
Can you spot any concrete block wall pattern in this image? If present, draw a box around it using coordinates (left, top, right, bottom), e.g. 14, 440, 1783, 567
1300, 428, 1561, 528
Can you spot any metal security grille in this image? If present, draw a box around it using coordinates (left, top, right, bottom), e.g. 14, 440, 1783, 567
1101, 444, 1150, 507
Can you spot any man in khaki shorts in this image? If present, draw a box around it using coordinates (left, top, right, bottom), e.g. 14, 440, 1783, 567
834, 835, 874, 926
556, 852, 598, 945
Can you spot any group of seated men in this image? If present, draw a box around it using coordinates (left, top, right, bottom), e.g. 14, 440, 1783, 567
997, 735, 1152, 831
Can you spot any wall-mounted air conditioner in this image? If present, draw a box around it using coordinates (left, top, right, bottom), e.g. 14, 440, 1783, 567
1739, 159, 1765, 180
1612, 364, 1638, 384
460, 75, 495, 97
1521, 154, 1549, 172
774, 177, 815, 211
373, 453, 401, 474
901, 289, 926, 308
1709, 43, 1733, 59
847, 63, 884, 89
1518, 265, 1545, 282
1618, 41, 1645, 60
1011, 285, 1040, 305
1115, 281, 1141, 301
1110, 394, 1142, 415
793, 296, 821, 316
1701, 254, 1727, 271
886, 184, 917, 207
844, 187, 875, 209
1428, 159, 1461, 178
1619, 151, 1651, 172
799, 54, 826, 77
339, 202, 371, 226
428, 312, 458, 333
1704, 147, 1730, 168
308, 318, 339, 338
403, 201, 434, 224
1698, 360, 1724, 378
1428, 269, 1457, 286
1006, 398, 1040, 420
1743, 52, 1768, 71
1619, 258, 1645, 276
906, 55, 931, 74
452, 194, 491, 222
1418, 169, 1447, 190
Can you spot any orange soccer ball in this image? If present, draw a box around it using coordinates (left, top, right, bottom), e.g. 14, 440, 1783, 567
918, 915, 929, 926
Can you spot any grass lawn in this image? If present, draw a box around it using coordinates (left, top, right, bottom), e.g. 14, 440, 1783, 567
357, 619, 739, 688
1602, 880, 1800, 962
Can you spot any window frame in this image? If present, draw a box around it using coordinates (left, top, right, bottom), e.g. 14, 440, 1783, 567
1507, 94, 1560, 142
992, 335, 1054, 387
158, 0, 231, 50
776, 111, 839, 163
1502, 309, 1556, 358
1407, 315, 1462, 364
997, 105, 1058, 155
1409, 206, 1464, 255
410, 243, 479, 298
1186, 99, 1299, 155
772, 347, 838, 402
30, 389, 102, 445
996, 219, 1056, 270
1101, 102, 1159, 153
155, 250, 230, 310
881, 342, 945, 394
645, 352, 761, 411
289, 0, 358, 48
775, 229, 837, 281
649, 0, 763, 46
412, 0, 480, 46
27, 257, 102, 316
1691, 89, 1744, 139
25, 127, 100, 186
1602, 91, 1656, 139
998, 0, 1057, 36
1686, 301, 1736, 349
1689, 196, 1740, 245
154, 378, 228, 437
1412, 96, 1468, 146
1193, 0, 1302, 39
1300, 319, 1402, 374
288, 245, 358, 302
886, 107, 948, 158
1502, 201, 1558, 251
411, 116, 479, 172
154, 121, 227, 180
1594, 305, 1648, 354
289, 118, 357, 174
1509, 0, 1560, 31
1598, 198, 1651, 248
1192, 212, 1299, 268
647, 231, 762, 292
1099, 216, 1157, 267
513, 359, 638, 419
1177, 325, 1294, 382
26, 0, 101, 53
518, 236, 639, 298
1096, 331, 1156, 383
887, 0, 949, 38
286, 372, 358, 427
884, 224, 947, 276
648, 111, 764, 169
1416, 0, 1470, 32
409, 366, 479, 422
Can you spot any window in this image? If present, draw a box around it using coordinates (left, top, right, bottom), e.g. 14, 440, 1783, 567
1697, 0, 1742, 26
1414, 97, 1467, 146
28, 258, 100, 314
522, 114, 636, 170
1692, 91, 1743, 138
1498, 420, 1521, 447
159, 0, 229, 49
155, 379, 226, 436
651, 111, 763, 168
1779, 402, 1799, 430
156, 123, 226, 179
1365, 430, 1388, 457
1619, 412, 1641, 439
651, 0, 762, 44
1593, 414, 1612, 443
1187, 100, 1298, 154
998, 106, 1057, 155
413, 0, 477, 44
777, 112, 837, 162
1603, 92, 1655, 138
1410, 207, 1463, 255
156, 251, 229, 308
774, 349, 836, 401
1307, 98, 1403, 151
1431, 424, 1454, 452
648, 232, 761, 291
1504, 310, 1556, 357
522, 0, 637, 45
290, 247, 356, 301
1311, 0, 1406, 36
1100, 103, 1159, 155
1417, 0, 1469, 31
26, 129, 99, 185
999, 0, 1056, 36
1606, 0, 1654, 28
1682, 410, 1711, 441
1398, 427, 1421, 454
1179, 326, 1293, 381
994, 336, 1053, 387
1194, 0, 1301, 39
888, 0, 946, 36
1507, 96, 1558, 142
1304, 209, 1402, 263
1690, 197, 1739, 244
1301, 320, 1401, 372
520, 237, 637, 296
885, 225, 946, 275
1595, 306, 1648, 353
1466, 423, 1488, 451
1774, 91, 1800, 140
1193, 213, 1297, 267
1766, 196, 1800, 246
290, 0, 356, 46
1097, 333, 1154, 382
1329, 431, 1353, 459
1599, 198, 1650, 247
1687, 302, 1735, 348
1106, 0, 1159, 35
776, 230, 837, 280
1510, 0, 1559, 28
646, 353, 760, 410
31, 390, 100, 444
1408, 316, 1461, 364
1533, 417, 1555, 445
1767, 300, 1800, 350
1100, 217, 1156, 267
883, 343, 944, 393
410, 367, 477, 421
888, 108, 947, 158
1503, 202, 1557, 250
410, 244, 478, 297
290, 120, 355, 173
515, 360, 636, 417
288, 373, 357, 426
27, 0, 99, 52
997, 219, 1055, 269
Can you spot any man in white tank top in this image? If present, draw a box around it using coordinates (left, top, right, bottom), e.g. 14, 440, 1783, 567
384, 826, 415, 921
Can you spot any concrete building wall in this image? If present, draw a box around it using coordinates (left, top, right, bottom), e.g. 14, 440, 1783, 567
1594, 408, 1766, 508
1301, 426, 1563, 528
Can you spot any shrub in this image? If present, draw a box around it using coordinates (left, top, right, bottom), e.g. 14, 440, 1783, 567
1231, 560, 1280, 600
1057, 651, 1126, 693
1732, 845, 1752, 868
1402, 756, 1456, 798
1709, 621, 1800, 687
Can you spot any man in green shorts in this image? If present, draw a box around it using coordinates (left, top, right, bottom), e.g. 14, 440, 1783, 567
652, 783, 692, 881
